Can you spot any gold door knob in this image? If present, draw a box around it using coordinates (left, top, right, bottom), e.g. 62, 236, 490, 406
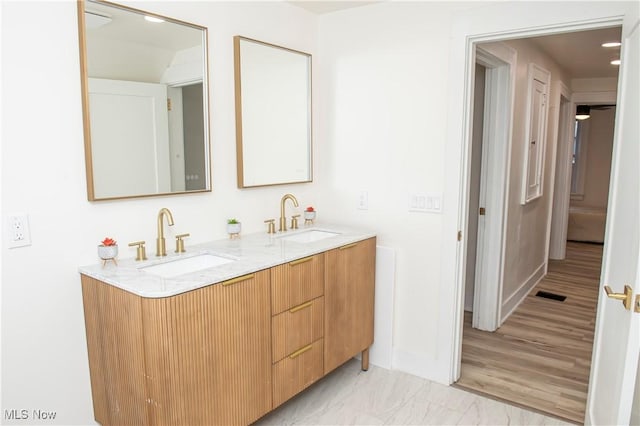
604, 284, 633, 310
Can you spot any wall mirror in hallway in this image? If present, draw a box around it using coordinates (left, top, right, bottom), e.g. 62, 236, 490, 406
77, 0, 211, 201
234, 36, 312, 188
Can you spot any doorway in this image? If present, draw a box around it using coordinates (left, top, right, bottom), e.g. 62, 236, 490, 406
456, 27, 621, 423
464, 43, 515, 332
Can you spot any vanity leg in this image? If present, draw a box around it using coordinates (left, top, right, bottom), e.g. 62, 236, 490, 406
361, 348, 370, 371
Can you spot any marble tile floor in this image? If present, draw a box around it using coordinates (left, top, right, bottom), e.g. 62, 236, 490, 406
254, 359, 573, 426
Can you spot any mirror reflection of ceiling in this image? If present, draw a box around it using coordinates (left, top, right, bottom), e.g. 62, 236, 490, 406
85, 2, 202, 83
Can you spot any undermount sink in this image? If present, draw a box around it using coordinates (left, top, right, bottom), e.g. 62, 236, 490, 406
278, 230, 340, 243
141, 253, 235, 278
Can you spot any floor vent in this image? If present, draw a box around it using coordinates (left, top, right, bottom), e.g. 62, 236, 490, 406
535, 291, 567, 302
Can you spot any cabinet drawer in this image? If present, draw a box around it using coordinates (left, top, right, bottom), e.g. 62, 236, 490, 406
272, 296, 324, 363
271, 253, 324, 314
272, 339, 324, 408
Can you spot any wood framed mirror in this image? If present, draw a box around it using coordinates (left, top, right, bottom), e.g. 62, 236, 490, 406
78, 0, 211, 200
234, 36, 312, 188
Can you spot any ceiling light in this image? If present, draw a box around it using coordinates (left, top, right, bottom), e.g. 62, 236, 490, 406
602, 41, 621, 48
610, 59, 621, 66
576, 105, 591, 120
144, 16, 164, 23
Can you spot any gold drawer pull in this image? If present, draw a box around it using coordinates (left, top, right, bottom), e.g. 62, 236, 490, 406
222, 274, 255, 287
289, 301, 313, 314
289, 256, 313, 266
289, 344, 313, 359
339, 243, 358, 250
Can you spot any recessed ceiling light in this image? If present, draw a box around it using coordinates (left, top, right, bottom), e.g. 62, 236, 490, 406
611, 59, 621, 66
144, 16, 164, 23
602, 41, 621, 48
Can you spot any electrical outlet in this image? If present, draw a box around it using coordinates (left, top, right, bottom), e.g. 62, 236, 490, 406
7, 215, 32, 248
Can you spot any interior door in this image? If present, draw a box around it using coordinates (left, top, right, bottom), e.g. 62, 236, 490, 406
89, 78, 170, 198
586, 15, 640, 426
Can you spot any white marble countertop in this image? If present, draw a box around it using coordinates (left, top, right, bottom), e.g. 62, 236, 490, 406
79, 223, 376, 298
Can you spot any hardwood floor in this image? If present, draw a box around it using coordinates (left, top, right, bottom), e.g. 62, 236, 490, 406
456, 242, 603, 424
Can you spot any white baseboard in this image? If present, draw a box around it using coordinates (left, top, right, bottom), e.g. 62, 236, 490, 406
501, 261, 545, 323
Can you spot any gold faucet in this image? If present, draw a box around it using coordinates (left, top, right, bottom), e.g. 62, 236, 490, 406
279, 193, 299, 232
156, 208, 174, 256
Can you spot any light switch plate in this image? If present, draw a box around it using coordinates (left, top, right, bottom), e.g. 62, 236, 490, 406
357, 191, 369, 210
409, 193, 443, 213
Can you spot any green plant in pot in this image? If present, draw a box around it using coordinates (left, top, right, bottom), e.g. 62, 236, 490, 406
227, 218, 241, 238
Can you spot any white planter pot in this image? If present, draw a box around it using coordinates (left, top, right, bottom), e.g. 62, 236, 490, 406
227, 223, 241, 238
304, 211, 316, 224
98, 245, 118, 260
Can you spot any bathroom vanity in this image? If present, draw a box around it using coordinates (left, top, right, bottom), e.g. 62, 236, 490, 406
79, 225, 375, 425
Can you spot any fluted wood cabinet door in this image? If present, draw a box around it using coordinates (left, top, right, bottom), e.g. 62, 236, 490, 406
81, 276, 148, 426
142, 270, 272, 426
324, 238, 376, 374
271, 254, 324, 315
81, 271, 272, 426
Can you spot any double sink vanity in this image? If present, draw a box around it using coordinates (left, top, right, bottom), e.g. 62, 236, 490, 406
76, 0, 373, 423
79, 220, 376, 425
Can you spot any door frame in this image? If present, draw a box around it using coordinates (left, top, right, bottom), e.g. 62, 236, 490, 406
548, 82, 572, 260
441, 2, 634, 386
470, 43, 516, 332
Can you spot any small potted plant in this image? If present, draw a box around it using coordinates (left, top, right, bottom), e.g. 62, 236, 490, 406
98, 237, 118, 265
304, 206, 316, 224
227, 218, 241, 238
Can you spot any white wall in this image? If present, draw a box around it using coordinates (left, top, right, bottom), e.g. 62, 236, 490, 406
499, 38, 570, 319
316, 1, 476, 378
1, 1, 318, 424
572, 77, 618, 93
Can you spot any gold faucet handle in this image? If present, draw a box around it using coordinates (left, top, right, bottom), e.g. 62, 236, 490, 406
291, 214, 300, 230
128, 241, 148, 261
264, 219, 276, 234
175, 233, 190, 253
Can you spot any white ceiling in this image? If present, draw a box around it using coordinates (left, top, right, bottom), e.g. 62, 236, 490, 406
529, 26, 622, 79
287, 0, 383, 14
288, 1, 621, 80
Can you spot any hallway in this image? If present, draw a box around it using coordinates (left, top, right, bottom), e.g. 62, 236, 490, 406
456, 242, 602, 424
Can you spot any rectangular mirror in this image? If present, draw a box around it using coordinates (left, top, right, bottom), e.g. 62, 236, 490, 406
78, 0, 211, 200
234, 36, 312, 188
